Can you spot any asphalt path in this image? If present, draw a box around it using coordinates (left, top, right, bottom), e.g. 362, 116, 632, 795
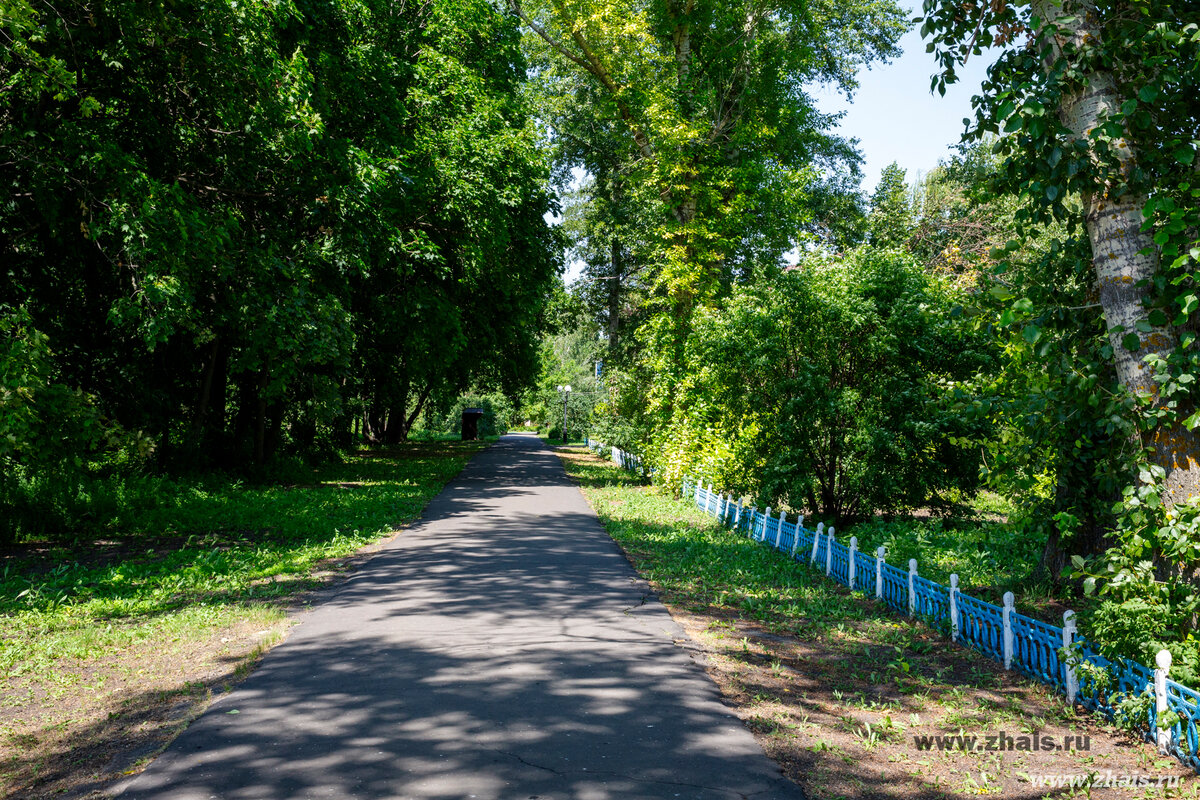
114, 433, 804, 800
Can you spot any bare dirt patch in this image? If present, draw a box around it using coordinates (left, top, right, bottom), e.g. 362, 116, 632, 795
0, 535, 411, 800
668, 607, 1191, 799
2, 617, 284, 800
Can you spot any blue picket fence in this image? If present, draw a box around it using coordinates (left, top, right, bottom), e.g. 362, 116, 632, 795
585, 435, 1200, 775
671, 477, 1200, 772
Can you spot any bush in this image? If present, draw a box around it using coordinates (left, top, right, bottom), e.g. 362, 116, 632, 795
1, 307, 154, 543
654, 247, 994, 520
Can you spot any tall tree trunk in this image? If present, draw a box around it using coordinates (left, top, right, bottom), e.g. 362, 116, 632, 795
194, 339, 230, 463
254, 370, 270, 465
194, 340, 220, 436
1034, 0, 1200, 507
608, 237, 622, 356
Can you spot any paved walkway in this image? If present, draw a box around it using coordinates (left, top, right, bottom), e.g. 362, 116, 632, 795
115, 434, 803, 800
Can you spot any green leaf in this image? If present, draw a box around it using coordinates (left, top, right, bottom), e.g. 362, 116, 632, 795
1149, 309, 1169, 326
1045, 185, 1060, 201
1177, 147, 1197, 165
1022, 324, 1042, 344
1122, 333, 1142, 351
1139, 85, 1159, 103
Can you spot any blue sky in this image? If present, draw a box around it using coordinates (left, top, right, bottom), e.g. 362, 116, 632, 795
812, 25, 993, 194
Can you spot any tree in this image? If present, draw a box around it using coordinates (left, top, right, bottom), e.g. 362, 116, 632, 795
0, 0, 558, 537
919, 0, 1200, 662
921, 0, 1200, 506
653, 247, 993, 519
512, 0, 907, 471
867, 161, 914, 246
511, 0, 905, 311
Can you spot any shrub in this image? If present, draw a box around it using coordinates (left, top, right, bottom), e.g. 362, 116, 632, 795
656, 247, 994, 520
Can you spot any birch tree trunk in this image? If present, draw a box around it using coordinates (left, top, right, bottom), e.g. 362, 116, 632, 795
1033, 0, 1200, 507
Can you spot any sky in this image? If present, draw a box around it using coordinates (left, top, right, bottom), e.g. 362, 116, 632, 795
812, 25, 993, 194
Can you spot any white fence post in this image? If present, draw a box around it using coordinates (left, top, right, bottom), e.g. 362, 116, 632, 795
875, 546, 886, 599
1062, 610, 1078, 704
1155, 649, 1173, 754
790, 516, 805, 556
848, 537, 857, 590
762, 507, 771, 542
907, 559, 917, 616
949, 574, 960, 642
811, 522, 824, 563
1002, 591, 1014, 670
748, 507, 757, 537
825, 527, 835, 576
774, 512, 785, 548
693, 479, 701, 505
734, 499, 743, 530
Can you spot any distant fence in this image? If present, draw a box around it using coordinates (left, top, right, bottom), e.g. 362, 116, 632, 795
586, 437, 650, 477
584, 437, 1200, 773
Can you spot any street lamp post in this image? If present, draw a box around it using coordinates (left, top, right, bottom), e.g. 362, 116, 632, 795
556, 384, 571, 443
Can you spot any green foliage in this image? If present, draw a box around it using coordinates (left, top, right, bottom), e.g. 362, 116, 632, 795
426, 393, 516, 439
920, 0, 1200, 663
1071, 478, 1200, 684
651, 247, 993, 520
867, 162, 914, 247
0, 307, 156, 544
844, 516, 1036, 593
0, 0, 557, 532
522, 299, 605, 434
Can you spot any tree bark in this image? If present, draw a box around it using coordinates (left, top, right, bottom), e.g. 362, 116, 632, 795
254, 370, 270, 465
1034, 0, 1200, 507
608, 237, 623, 355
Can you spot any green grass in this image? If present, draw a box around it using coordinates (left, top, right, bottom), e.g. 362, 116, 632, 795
0, 442, 484, 686
559, 449, 1056, 633
557, 451, 884, 638
541, 435, 588, 447
556, 451, 1190, 794
840, 516, 1039, 599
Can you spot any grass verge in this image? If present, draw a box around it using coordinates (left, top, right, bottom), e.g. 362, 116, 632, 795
0, 440, 486, 799
555, 447, 1193, 800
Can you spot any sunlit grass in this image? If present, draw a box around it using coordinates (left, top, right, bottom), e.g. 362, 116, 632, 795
557, 450, 873, 637
0, 443, 483, 687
